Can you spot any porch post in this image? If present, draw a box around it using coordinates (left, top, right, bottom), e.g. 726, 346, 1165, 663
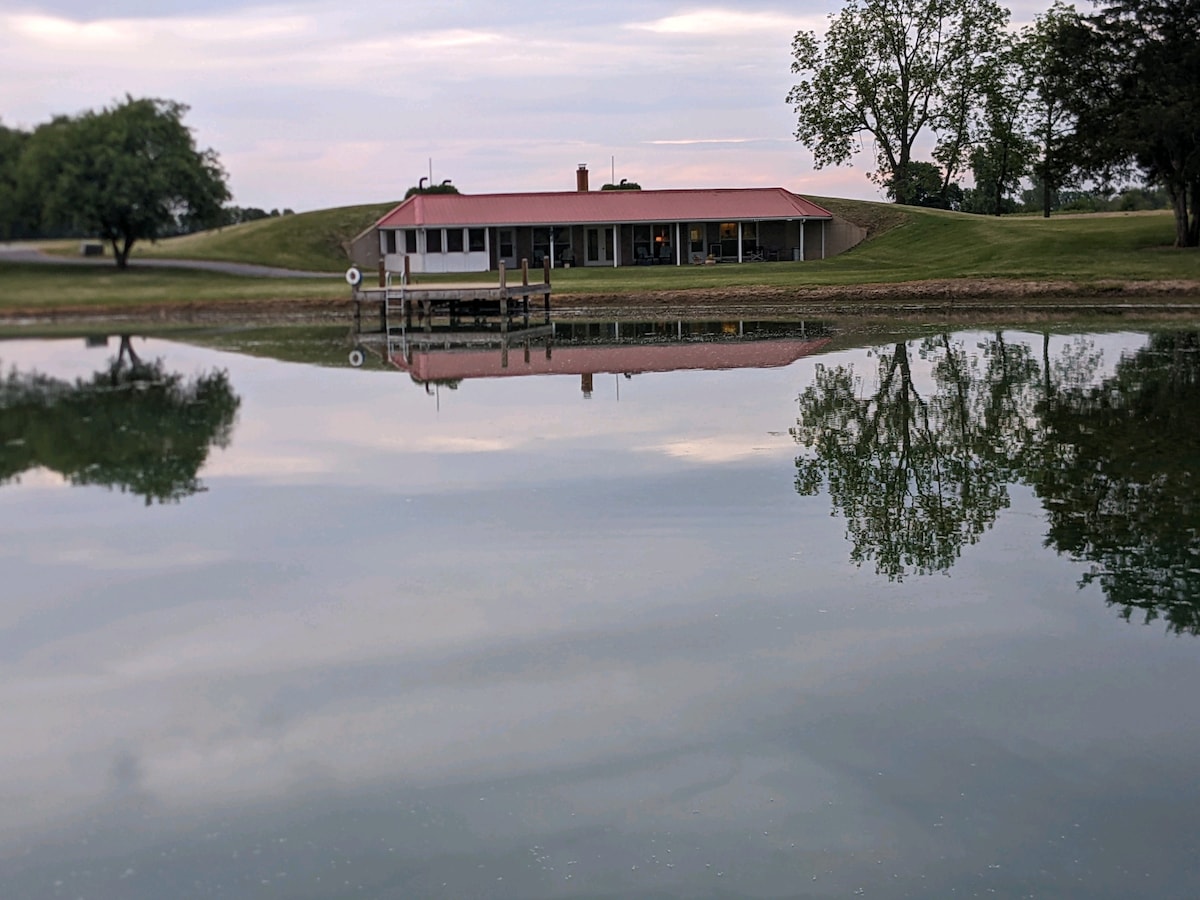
674, 223, 681, 265
799, 220, 805, 261
612, 224, 619, 267
737, 222, 743, 263
549, 228, 555, 270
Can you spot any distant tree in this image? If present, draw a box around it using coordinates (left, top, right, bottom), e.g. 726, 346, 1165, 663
601, 179, 642, 191
1025, 2, 1083, 218
787, 0, 1008, 205
403, 179, 459, 199
885, 161, 964, 209
17, 96, 229, 266
1055, 0, 1200, 245
0, 121, 31, 240
967, 25, 1038, 215
0, 336, 240, 504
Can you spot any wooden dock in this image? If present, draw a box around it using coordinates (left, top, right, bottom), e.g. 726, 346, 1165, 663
345, 256, 553, 367
350, 257, 551, 328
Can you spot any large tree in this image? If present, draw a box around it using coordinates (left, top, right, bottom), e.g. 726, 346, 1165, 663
1056, 0, 1200, 245
787, 0, 1008, 205
18, 96, 229, 267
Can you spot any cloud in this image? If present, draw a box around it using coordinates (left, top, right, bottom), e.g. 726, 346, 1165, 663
628, 8, 819, 36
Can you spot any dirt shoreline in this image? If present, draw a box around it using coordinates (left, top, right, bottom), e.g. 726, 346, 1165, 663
4, 277, 1200, 326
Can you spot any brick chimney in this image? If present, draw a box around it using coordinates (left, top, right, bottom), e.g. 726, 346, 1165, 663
576, 163, 589, 192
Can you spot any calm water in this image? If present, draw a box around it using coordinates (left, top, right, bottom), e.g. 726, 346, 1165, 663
1, 324, 1198, 899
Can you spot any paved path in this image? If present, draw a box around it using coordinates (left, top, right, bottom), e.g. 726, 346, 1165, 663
0, 243, 339, 279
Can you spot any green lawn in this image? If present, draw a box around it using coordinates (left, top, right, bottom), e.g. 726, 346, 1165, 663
2, 201, 1196, 315
0, 262, 345, 311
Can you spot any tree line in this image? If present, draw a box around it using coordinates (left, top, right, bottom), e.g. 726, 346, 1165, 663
788, 0, 1200, 246
0, 96, 247, 267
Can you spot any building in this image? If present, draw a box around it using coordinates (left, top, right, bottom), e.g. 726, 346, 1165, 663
352, 166, 866, 275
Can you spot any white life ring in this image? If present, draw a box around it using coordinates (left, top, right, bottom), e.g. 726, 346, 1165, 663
345, 266, 363, 287
348, 347, 365, 367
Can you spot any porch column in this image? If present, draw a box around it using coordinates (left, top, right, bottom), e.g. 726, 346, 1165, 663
612, 224, 619, 267
737, 222, 744, 263
674, 222, 681, 266
550, 228, 556, 270
799, 220, 805, 261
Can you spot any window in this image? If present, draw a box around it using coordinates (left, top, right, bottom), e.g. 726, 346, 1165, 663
405, 230, 417, 253
633, 225, 652, 263
719, 222, 738, 240
427, 229, 443, 253
499, 229, 514, 257
446, 228, 464, 252
468, 228, 486, 252
385, 230, 397, 254
532, 227, 551, 263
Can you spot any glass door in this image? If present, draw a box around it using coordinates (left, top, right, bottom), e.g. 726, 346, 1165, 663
585, 227, 611, 265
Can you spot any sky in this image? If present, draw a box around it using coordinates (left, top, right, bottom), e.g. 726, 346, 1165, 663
0, 1, 1052, 213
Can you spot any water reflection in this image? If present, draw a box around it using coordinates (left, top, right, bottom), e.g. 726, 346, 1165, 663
383, 319, 833, 395
795, 330, 1200, 633
1034, 332, 1200, 634
0, 335, 240, 504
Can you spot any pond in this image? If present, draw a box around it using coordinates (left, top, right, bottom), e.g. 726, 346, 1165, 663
2, 321, 1198, 899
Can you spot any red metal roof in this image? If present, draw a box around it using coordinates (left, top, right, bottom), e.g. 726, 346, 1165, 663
376, 188, 833, 229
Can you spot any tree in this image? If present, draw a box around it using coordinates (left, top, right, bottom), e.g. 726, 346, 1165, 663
787, 0, 1008, 205
0, 121, 30, 240
1055, 0, 1200, 245
886, 160, 963, 209
1025, 2, 1083, 218
0, 337, 240, 504
18, 97, 229, 267
966, 25, 1039, 215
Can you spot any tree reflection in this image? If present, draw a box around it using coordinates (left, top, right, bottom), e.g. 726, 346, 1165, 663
794, 329, 1200, 634
0, 336, 240, 504
792, 335, 1026, 580
1032, 333, 1200, 634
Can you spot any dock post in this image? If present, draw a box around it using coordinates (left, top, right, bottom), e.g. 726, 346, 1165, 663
377, 259, 385, 288
543, 255, 551, 315
522, 258, 530, 316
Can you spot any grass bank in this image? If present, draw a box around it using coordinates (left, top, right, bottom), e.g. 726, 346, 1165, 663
3, 201, 1197, 319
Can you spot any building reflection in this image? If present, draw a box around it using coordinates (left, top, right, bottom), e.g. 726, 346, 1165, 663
362, 319, 834, 392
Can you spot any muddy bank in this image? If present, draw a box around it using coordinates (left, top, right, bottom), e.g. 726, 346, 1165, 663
4, 277, 1200, 327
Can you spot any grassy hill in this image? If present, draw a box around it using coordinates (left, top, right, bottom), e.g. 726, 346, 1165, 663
134, 202, 396, 272
135, 198, 1196, 285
